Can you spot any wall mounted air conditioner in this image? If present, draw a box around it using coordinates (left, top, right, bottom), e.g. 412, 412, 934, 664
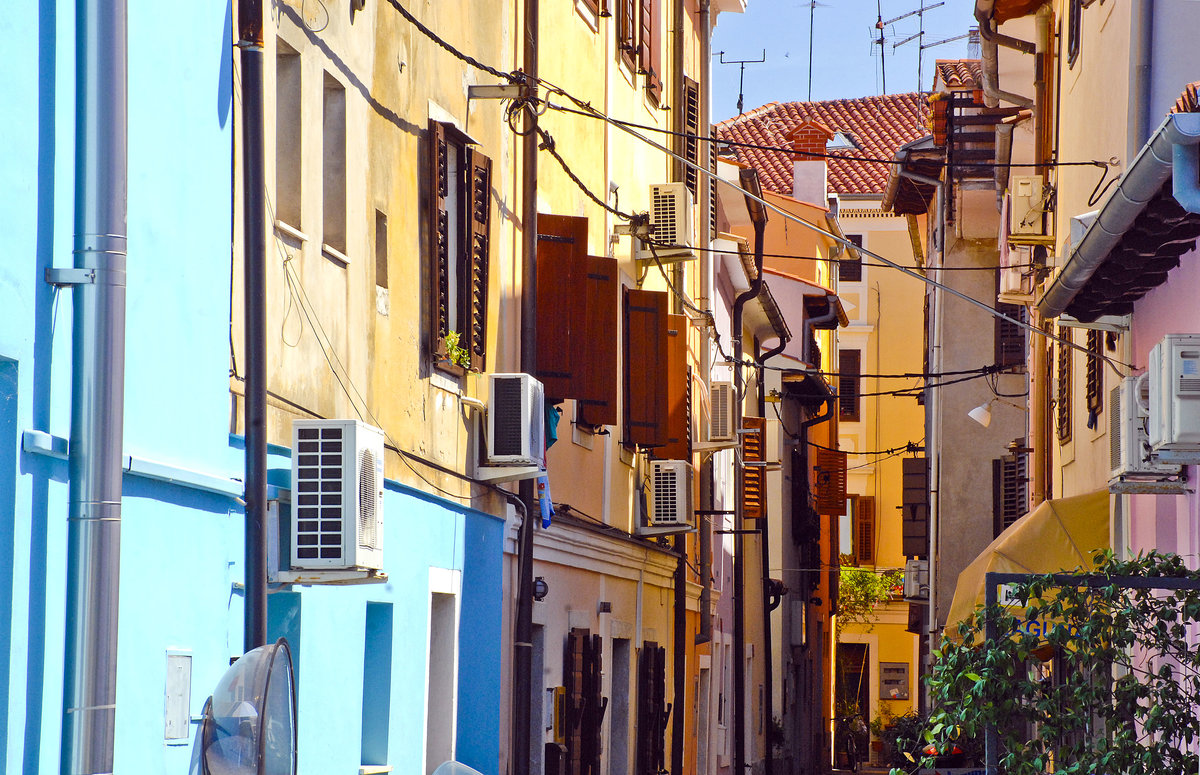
709, 381, 735, 441
291, 419, 385, 570
1109, 376, 1179, 481
635, 183, 698, 264
903, 559, 929, 601
487, 373, 546, 466
1148, 334, 1200, 462
1009, 175, 1046, 237
650, 460, 693, 526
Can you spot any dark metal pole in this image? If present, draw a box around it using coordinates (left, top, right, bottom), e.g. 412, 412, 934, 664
62, 0, 127, 770
239, 0, 268, 652
512, 0, 539, 772
672, 535, 687, 774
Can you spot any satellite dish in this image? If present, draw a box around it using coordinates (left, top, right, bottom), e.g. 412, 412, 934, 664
188, 639, 297, 775
431, 763, 487, 775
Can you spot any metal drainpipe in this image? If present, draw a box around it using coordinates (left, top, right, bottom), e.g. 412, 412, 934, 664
732, 174, 766, 775
62, 0, 127, 771
697, 0, 714, 649
239, 0, 269, 653
1129, 0, 1154, 166
513, 0, 539, 772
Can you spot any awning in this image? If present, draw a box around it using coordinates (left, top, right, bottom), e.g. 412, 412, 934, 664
944, 490, 1110, 639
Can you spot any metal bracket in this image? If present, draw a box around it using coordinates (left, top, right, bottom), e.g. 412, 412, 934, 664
45, 267, 96, 287
634, 524, 696, 537
468, 84, 532, 101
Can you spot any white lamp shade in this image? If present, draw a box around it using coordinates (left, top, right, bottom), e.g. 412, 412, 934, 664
968, 402, 993, 427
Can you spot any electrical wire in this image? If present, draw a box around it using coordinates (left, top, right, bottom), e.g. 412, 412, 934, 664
679, 240, 1038, 271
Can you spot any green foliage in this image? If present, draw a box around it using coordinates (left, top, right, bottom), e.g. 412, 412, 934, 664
443, 330, 470, 369
837, 564, 903, 635
900, 551, 1200, 775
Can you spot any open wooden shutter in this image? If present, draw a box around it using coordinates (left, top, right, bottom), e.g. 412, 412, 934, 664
617, 0, 637, 61
814, 447, 847, 515
536, 215, 589, 400
742, 415, 766, 519
651, 644, 668, 773
644, 0, 663, 102
428, 120, 451, 357
682, 78, 700, 195
901, 456, 928, 558
565, 628, 587, 775
635, 642, 667, 775
856, 495, 876, 565
838, 349, 861, 421
578, 256, 619, 427
660, 314, 689, 459
624, 289, 668, 448
464, 146, 491, 371
638, 0, 652, 73
582, 634, 606, 775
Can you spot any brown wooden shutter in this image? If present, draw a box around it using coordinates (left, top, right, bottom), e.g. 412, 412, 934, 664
464, 147, 492, 371
660, 314, 690, 459
995, 300, 1025, 369
682, 78, 700, 196
644, 0, 663, 103
582, 634, 606, 775
855, 495, 876, 565
814, 447, 847, 515
838, 350, 861, 421
901, 456, 928, 558
624, 289, 668, 448
1085, 329, 1103, 415
617, 0, 636, 61
742, 415, 766, 519
577, 256, 619, 427
428, 120, 451, 358
565, 628, 587, 775
1056, 325, 1072, 443
638, 0, 652, 73
535, 214, 589, 400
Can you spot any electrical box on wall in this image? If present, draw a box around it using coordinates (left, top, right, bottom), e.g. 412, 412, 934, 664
1148, 334, 1200, 462
1009, 175, 1045, 237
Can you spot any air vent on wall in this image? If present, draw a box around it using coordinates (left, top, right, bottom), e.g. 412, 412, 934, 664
650, 460, 693, 527
709, 381, 734, 441
487, 373, 546, 466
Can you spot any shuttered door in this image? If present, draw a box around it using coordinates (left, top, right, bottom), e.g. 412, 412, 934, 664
464, 147, 492, 371
624, 289, 669, 448
535, 214, 589, 400
651, 643, 667, 773
742, 416, 766, 519
635, 643, 654, 774
660, 314, 690, 460
901, 456, 928, 558
582, 633, 605, 775
566, 628, 588, 775
428, 120, 451, 358
815, 448, 847, 515
578, 256, 619, 427
855, 495, 876, 565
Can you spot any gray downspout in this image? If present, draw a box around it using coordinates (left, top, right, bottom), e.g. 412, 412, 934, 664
697, 0, 714, 649
802, 308, 839, 367
1129, 0, 1154, 167
62, 0, 127, 772
731, 169, 767, 775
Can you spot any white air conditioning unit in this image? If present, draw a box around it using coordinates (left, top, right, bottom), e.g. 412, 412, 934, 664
635, 183, 697, 264
486, 373, 546, 466
1109, 376, 1179, 481
709, 381, 735, 441
903, 559, 929, 600
1009, 175, 1045, 237
1148, 334, 1200, 461
650, 460, 693, 526
291, 419, 385, 570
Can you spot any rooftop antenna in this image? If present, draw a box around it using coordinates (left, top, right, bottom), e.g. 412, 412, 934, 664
881, 1, 945, 93
802, 0, 829, 101
718, 50, 766, 115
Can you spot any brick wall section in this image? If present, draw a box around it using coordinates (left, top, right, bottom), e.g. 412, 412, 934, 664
786, 121, 833, 160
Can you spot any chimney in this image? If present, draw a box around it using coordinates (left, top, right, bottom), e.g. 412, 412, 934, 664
786, 120, 833, 205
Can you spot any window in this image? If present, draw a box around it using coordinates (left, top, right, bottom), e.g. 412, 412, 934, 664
993, 453, 1028, 536
1056, 326, 1072, 443
580, 0, 608, 17
636, 642, 667, 774
840, 234, 864, 283
322, 73, 347, 258
616, 0, 637, 67
1085, 329, 1103, 418
840, 495, 876, 564
275, 40, 302, 229
610, 638, 632, 775
427, 119, 492, 373
375, 211, 388, 289
616, 0, 661, 100
838, 349, 861, 421
1067, 0, 1083, 68
424, 592, 457, 774
995, 301, 1026, 369
360, 602, 393, 767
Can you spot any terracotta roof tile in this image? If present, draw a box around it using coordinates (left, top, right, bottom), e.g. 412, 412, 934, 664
1173, 81, 1200, 114
933, 60, 983, 90
715, 93, 931, 197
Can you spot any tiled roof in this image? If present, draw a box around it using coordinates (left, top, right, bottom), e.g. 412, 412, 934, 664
1173, 81, 1200, 114
934, 60, 983, 90
715, 93, 931, 197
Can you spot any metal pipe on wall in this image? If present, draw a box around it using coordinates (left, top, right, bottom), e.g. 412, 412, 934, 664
61, 1, 128, 771
696, 0, 715, 649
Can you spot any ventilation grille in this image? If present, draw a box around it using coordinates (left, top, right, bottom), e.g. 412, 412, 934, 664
710, 381, 734, 441
1109, 384, 1122, 472
492, 376, 524, 456
294, 425, 345, 562
1179, 351, 1200, 393
651, 187, 680, 244
358, 448, 378, 549
652, 463, 685, 524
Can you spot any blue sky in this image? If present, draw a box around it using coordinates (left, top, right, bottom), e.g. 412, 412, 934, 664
710, 0, 979, 121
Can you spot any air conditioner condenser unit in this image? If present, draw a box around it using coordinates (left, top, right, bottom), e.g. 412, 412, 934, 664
291, 419, 385, 570
635, 183, 698, 264
487, 373, 546, 467
1148, 334, 1200, 461
1109, 376, 1178, 482
650, 460, 693, 527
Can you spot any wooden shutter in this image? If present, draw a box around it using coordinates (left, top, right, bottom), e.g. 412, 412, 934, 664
636, 642, 667, 775
582, 634, 606, 775
565, 629, 587, 775
838, 350, 861, 421
992, 454, 1028, 537
637, 0, 652, 74
660, 314, 690, 459
464, 147, 492, 371
682, 78, 700, 195
742, 415, 766, 519
428, 120, 451, 357
651, 644, 667, 773
578, 256, 619, 427
995, 301, 1026, 369
536, 215, 590, 400
1056, 325, 1072, 443
855, 495, 875, 565
644, 0, 663, 103
901, 456, 928, 558
624, 289, 669, 448
617, 0, 636, 63
1085, 329, 1103, 415
814, 448, 847, 515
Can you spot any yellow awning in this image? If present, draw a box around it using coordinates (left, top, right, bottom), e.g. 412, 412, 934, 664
944, 490, 1111, 640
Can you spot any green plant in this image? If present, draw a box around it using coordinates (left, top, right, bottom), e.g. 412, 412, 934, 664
442, 330, 470, 369
899, 551, 1200, 775
837, 564, 903, 635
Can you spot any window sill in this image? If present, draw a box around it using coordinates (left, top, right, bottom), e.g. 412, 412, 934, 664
274, 220, 308, 243
322, 243, 350, 266
359, 766, 393, 775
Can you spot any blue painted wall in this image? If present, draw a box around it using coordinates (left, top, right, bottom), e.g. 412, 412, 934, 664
1, 1, 505, 773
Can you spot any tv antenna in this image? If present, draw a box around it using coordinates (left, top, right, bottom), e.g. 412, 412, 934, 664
718, 50, 766, 115
880, 1, 945, 93
801, 0, 829, 101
